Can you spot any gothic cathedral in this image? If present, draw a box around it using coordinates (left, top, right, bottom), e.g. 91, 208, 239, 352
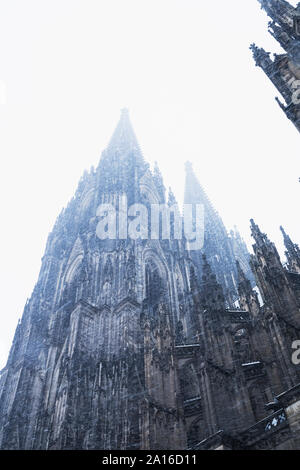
1, 0, 300, 451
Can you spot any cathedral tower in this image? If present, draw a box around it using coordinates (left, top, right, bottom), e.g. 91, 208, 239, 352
0, 110, 192, 450
184, 161, 253, 306
1, 111, 300, 450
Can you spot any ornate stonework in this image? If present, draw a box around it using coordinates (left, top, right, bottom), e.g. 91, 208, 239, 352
251, 0, 300, 133
0, 110, 299, 450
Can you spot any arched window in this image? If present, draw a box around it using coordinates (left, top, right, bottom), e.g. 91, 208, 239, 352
145, 262, 162, 306
60, 255, 83, 306
179, 363, 200, 402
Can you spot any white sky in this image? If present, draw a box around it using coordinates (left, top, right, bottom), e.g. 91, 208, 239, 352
0, 0, 299, 369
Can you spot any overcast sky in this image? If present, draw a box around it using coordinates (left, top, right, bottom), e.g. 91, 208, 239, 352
0, 0, 299, 369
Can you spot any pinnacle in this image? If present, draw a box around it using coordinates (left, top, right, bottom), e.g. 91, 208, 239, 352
280, 226, 288, 238
250, 218, 260, 232
168, 187, 176, 205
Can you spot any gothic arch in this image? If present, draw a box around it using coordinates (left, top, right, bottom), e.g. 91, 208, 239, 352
143, 250, 168, 281
143, 250, 168, 305
79, 188, 95, 213
64, 255, 83, 285
99, 255, 114, 305
179, 361, 200, 402
63, 236, 85, 287
139, 169, 160, 205
231, 323, 252, 339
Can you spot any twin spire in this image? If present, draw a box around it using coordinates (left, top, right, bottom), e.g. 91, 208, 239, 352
106, 111, 298, 263
105, 111, 204, 205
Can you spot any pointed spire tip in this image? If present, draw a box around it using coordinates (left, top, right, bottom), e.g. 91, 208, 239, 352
185, 161, 193, 172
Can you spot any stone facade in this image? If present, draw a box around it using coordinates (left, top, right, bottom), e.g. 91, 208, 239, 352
251, 0, 300, 133
0, 110, 299, 450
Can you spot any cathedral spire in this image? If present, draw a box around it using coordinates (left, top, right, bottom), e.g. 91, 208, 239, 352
153, 161, 166, 201
258, 0, 295, 30
280, 226, 300, 273
280, 225, 295, 249
252, 0, 300, 133
184, 161, 248, 305
2, 109, 300, 450
98, 109, 148, 197
236, 260, 260, 317
250, 219, 269, 247
168, 187, 177, 206
106, 108, 142, 155
249, 220, 298, 317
